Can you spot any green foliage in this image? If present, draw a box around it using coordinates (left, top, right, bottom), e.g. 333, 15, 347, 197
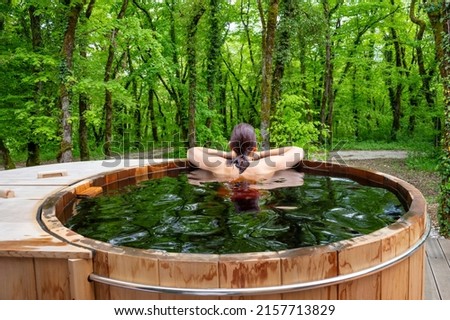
406, 149, 441, 172
270, 95, 327, 153
195, 105, 228, 148
437, 149, 450, 235
0, 0, 446, 167
437, 9, 450, 237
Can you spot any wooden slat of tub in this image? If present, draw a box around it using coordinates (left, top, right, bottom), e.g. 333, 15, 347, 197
92, 251, 111, 299
107, 252, 160, 300
61, 196, 77, 225
394, 186, 427, 300
219, 253, 281, 300
118, 168, 136, 180
159, 255, 219, 300
380, 225, 410, 299
76, 186, 103, 198
337, 238, 382, 299
134, 166, 149, 183
0, 257, 37, 299
409, 246, 425, 299
280, 247, 338, 299
74, 181, 91, 195
92, 175, 106, 187
407, 213, 427, 299
105, 171, 119, 192
34, 258, 71, 299
68, 258, 95, 299
338, 273, 381, 299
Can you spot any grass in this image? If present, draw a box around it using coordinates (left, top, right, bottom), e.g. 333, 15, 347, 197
337, 139, 427, 151
405, 150, 441, 172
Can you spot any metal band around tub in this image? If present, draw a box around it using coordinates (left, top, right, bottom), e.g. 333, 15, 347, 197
88, 218, 431, 297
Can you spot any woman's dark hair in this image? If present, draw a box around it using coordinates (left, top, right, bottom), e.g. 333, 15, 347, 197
230, 181, 260, 212
229, 123, 257, 174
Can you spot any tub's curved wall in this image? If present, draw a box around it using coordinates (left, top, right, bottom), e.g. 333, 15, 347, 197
34, 159, 429, 300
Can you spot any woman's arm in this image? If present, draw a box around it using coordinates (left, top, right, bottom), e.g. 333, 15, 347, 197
187, 147, 234, 174
208, 149, 234, 159
188, 146, 304, 179
253, 146, 303, 160
187, 147, 232, 158
251, 146, 304, 172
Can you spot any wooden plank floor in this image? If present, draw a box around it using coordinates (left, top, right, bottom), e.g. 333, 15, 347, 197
425, 238, 450, 300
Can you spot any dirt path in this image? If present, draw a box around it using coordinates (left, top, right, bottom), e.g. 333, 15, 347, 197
329, 150, 408, 161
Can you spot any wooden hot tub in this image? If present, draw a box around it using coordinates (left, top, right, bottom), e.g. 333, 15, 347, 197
38, 159, 429, 299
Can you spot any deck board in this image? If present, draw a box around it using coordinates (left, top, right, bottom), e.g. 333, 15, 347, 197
439, 238, 450, 265
424, 255, 440, 300
425, 238, 450, 300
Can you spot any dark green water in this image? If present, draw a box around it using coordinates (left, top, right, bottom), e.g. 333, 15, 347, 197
66, 172, 405, 254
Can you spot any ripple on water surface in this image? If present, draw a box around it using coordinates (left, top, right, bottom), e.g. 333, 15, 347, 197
66, 173, 405, 254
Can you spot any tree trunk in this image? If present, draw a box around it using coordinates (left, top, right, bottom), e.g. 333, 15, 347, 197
103, 0, 129, 158
351, 68, 360, 139
299, 38, 312, 122
320, 0, 335, 146
187, 4, 205, 148
27, 5, 42, 166
0, 139, 15, 170
148, 88, 158, 142
219, 70, 228, 132
427, 3, 444, 149
205, 0, 221, 130
411, 0, 440, 147
410, 0, 434, 104
383, 15, 405, 143
78, 94, 90, 160
78, 0, 96, 161
271, 0, 295, 114
258, 0, 279, 150
26, 142, 40, 167
163, 0, 187, 142
125, 47, 141, 146
241, 0, 257, 72
131, 0, 160, 144
58, 1, 83, 163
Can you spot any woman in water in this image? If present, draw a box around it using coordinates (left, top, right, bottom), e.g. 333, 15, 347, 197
188, 123, 304, 212
187, 123, 304, 181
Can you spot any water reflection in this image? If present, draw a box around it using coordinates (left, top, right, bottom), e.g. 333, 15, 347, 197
67, 170, 404, 254
188, 169, 305, 213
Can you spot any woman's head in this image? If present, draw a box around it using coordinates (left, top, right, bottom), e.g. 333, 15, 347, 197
229, 123, 257, 155
229, 123, 257, 173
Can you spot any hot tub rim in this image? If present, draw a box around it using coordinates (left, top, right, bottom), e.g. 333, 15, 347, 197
38, 159, 427, 258
36, 159, 429, 296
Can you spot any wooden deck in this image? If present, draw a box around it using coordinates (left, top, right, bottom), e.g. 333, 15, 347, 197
425, 237, 450, 300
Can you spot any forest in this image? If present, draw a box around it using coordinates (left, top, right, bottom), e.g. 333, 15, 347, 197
0, 0, 450, 234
